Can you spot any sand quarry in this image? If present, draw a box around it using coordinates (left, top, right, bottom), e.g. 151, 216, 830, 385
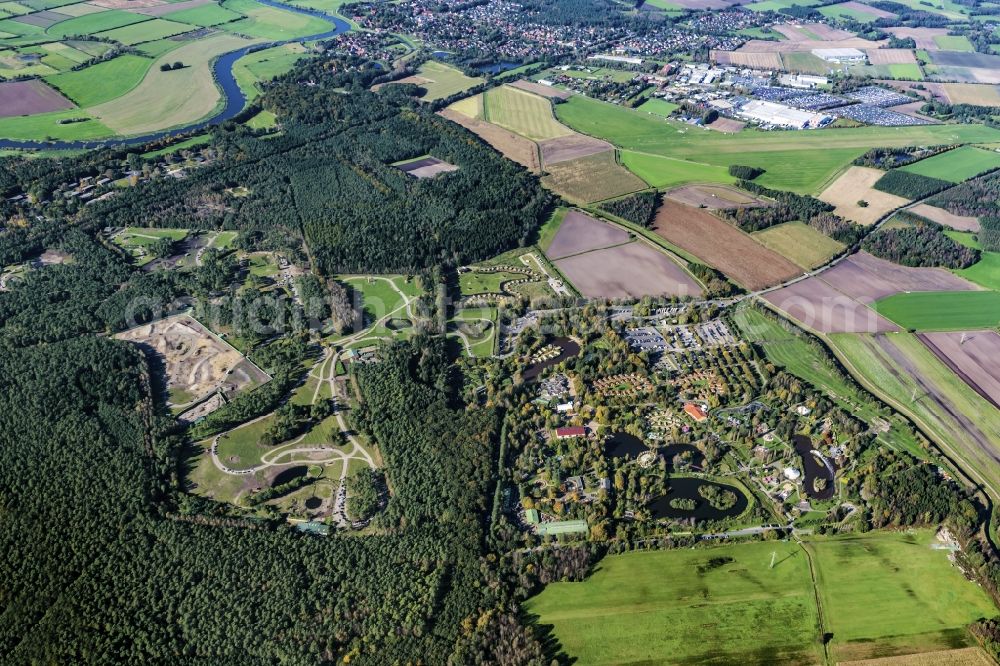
115, 314, 270, 414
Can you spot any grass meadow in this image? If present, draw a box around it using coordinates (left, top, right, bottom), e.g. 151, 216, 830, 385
620, 150, 734, 188
45, 53, 152, 106
555, 95, 1000, 194
412, 60, 483, 101
751, 221, 846, 269
485, 84, 572, 141
874, 290, 1000, 330
901, 146, 1000, 182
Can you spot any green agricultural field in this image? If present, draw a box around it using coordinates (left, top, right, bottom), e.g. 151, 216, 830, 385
45, 53, 152, 106
874, 290, 1000, 330
828, 331, 1000, 499
526, 541, 824, 665
87, 32, 261, 136
889, 62, 923, 80
901, 145, 1000, 182
408, 60, 482, 101
164, 2, 244, 27
620, 150, 734, 188
0, 108, 111, 141
733, 306, 924, 454
745, 0, 820, 10
808, 530, 996, 662
819, 2, 880, 21
94, 18, 193, 45
555, 95, 1000, 194
221, 0, 332, 40
47, 10, 148, 38
485, 84, 572, 141
640, 0, 682, 8
751, 221, 845, 269
885, 0, 968, 18
935, 34, 975, 51
233, 42, 306, 100
542, 150, 646, 204
957, 251, 1000, 290
636, 97, 679, 118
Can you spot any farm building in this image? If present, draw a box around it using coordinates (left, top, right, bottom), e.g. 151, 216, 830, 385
555, 426, 587, 439
737, 100, 830, 129
812, 48, 866, 63
684, 403, 708, 423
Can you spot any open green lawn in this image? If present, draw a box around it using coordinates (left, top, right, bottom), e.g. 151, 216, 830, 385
450, 306, 497, 357
874, 290, 1000, 330
340, 275, 417, 326
245, 108, 277, 129
636, 97, 679, 118
621, 150, 734, 188
555, 95, 1000, 194
0, 108, 111, 141
808, 530, 996, 662
536, 206, 567, 252
115, 227, 189, 247
751, 221, 845, 269
526, 540, 823, 665
886, 0, 968, 17
745, 0, 820, 10
819, 2, 880, 21
901, 146, 1000, 182
45, 53, 152, 106
528, 531, 992, 665
216, 414, 274, 469
141, 133, 212, 159
87, 32, 261, 136
484, 84, 571, 141
458, 270, 524, 295
47, 9, 148, 38
232, 42, 306, 100
164, 2, 244, 26
889, 62, 924, 80
221, 0, 332, 39
957, 251, 1000, 290
407, 59, 483, 101
935, 35, 975, 51
94, 18, 193, 45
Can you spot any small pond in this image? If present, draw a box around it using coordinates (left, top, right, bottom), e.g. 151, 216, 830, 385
304, 496, 322, 510
271, 465, 308, 487
793, 435, 835, 500
523, 337, 581, 381
605, 432, 649, 459
649, 477, 748, 521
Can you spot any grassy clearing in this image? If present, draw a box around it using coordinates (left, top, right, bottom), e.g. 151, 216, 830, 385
536, 206, 567, 252
45, 53, 152, 106
621, 150, 734, 188
635, 97, 679, 118
808, 530, 995, 662
526, 541, 823, 665
956, 251, 1000, 290
340, 275, 417, 325
221, 0, 332, 39
47, 9, 147, 38
451, 306, 497, 357
216, 414, 274, 469
409, 59, 482, 101
900, 146, 1000, 183
0, 107, 110, 140
889, 63, 924, 80
232, 42, 306, 100
458, 270, 525, 295
555, 95, 1000, 194
88, 32, 260, 136
94, 18, 193, 45
141, 134, 211, 159
164, 3, 244, 26
820, 2, 880, 21
874, 291, 1000, 330
244, 108, 277, 129
484, 85, 572, 141
934, 35, 975, 51
828, 331, 1000, 498
745, 0, 821, 10
751, 221, 845, 269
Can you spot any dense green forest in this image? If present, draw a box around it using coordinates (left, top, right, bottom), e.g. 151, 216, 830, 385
863, 217, 980, 268
928, 171, 1000, 252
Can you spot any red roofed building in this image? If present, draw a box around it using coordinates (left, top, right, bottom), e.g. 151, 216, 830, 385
684, 403, 708, 423
555, 426, 586, 439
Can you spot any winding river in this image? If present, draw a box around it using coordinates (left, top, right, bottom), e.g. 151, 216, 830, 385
0, 0, 351, 151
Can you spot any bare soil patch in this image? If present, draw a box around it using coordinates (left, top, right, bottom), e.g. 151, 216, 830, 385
707, 117, 745, 133
735, 37, 883, 52
867, 48, 916, 65
509, 79, 571, 99
541, 150, 646, 204
940, 83, 1000, 107
554, 241, 702, 299
546, 209, 630, 260
538, 133, 612, 165
920, 331, 1000, 409
438, 108, 540, 172
887, 102, 938, 123
803, 22, 858, 40
14, 10, 70, 27
907, 203, 980, 231
395, 156, 459, 179
818, 166, 909, 226
821, 251, 980, 301
887, 27, 948, 50
665, 184, 767, 209
650, 200, 802, 290
115, 314, 270, 412
0, 80, 74, 118
763, 277, 898, 333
